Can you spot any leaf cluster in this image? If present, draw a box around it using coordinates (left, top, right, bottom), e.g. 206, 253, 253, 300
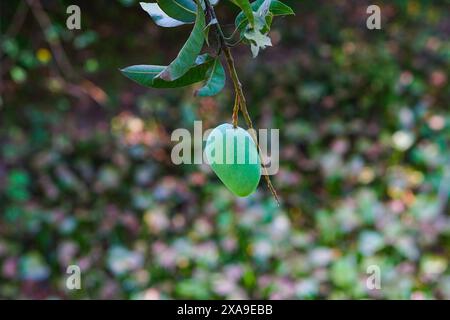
121, 0, 294, 95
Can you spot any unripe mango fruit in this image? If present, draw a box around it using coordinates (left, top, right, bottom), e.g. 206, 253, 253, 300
205, 123, 261, 197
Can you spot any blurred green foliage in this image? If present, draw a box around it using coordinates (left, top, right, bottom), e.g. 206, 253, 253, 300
0, 0, 449, 299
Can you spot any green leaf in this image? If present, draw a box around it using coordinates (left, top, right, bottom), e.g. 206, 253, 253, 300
230, 0, 255, 28
195, 58, 226, 96
157, 0, 197, 23
157, 0, 206, 81
121, 54, 214, 88
235, 0, 294, 31
268, 0, 294, 16
140, 2, 186, 27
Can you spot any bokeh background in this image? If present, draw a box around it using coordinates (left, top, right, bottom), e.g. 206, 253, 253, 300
1, 0, 449, 299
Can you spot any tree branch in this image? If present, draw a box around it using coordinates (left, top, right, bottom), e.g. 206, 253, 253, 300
25, 0, 108, 106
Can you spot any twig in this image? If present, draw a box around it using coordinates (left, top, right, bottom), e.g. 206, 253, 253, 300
26, 0, 75, 77
4, 1, 28, 40
1, 2, 29, 76
25, 0, 107, 106
232, 94, 239, 128
204, 0, 280, 205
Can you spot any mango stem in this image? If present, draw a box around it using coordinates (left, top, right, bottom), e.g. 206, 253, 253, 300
232, 95, 239, 128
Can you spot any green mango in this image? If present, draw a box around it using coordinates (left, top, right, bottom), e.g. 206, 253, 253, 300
205, 123, 261, 197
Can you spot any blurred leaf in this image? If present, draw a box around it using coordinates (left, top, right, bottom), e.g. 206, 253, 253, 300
19, 252, 50, 281
242, 266, 256, 289
175, 279, 210, 299
107, 246, 144, 276
10, 66, 27, 84
331, 256, 358, 288
84, 58, 99, 73
73, 31, 98, 49
358, 231, 384, 256
6, 170, 30, 202
2, 38, 19, 57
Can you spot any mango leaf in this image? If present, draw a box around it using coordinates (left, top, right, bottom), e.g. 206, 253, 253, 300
121, 54, 214, 88
268, 0, 294, 15
195, 58, 226, 96
235, 0, 294, 31
157, 0, 197, 23
140, 2, 186, 27
157, 0, 206, 81
230, 0, 255, 28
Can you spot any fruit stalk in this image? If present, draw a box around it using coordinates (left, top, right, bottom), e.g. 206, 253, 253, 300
204, 0, 280, 205
232, 95, 240, 128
